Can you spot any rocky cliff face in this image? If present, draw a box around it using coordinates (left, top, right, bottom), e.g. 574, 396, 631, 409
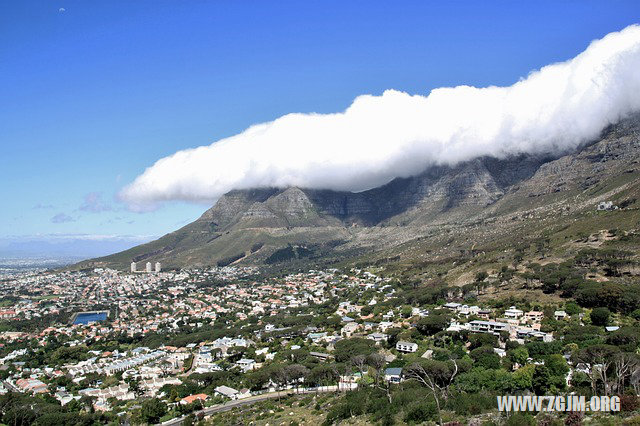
83, 114, 640, 269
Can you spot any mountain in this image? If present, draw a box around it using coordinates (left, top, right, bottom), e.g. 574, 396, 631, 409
80, 114, 640, 270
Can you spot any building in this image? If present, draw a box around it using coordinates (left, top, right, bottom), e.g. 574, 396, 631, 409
181, 393, 209, 405
146, 262, 152, 273
384, 367, 403, 383
367, 332, 388, 343
396, 341, 418, 353
504, 306, 524, 319
15, 378, 47, 394
443, 302, 462, 311
130, 262, 137, 273
236, 358, 257, 372
525, 311, 544, 322
478, 309, 492, 319
467, 320, 509, 334
341, 322, 360, 337
155, 262, 161, 273
516, 328, 553, 342
554, 310, 568, 320
214, 385, 239, 400
310, 352, 332, 362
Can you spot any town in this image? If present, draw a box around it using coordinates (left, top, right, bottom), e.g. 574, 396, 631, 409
0, 262, 635, 425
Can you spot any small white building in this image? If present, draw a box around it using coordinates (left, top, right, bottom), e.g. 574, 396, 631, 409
214, 385, 239, 400
504, 306, 524, 319
146, 262, 152, 273
443, 302, 462, 312
554, 310, 567, 320
155, 262, 161, 273
130, 262, 137, 273
367, 332, 388, 343
396, 341, 418, 353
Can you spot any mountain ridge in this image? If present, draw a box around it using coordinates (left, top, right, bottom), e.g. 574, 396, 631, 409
79, 114, 640, 270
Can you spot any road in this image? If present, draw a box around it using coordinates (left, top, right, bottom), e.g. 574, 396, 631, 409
160, 386, 346, 426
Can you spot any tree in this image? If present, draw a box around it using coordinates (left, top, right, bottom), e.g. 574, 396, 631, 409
334, 338, 375, 363
404, 359, 458, 426
590, 307, 611, 326
468, 333, 498, 350
532, 365, 551, 394
469, 346, 501, 370
511, 364, 535, 391
350, 354, 368, 380
308, 365, 339, 389
606, 326, 640, 351
565, 302, 582, 316
576, 344, 620, 395
367, 353, 387, 385
138, 398, 167, 424
612, 352, 640, 395
416, 314, 449, 336
284, 364, 309, 393
508, 346, 529, 367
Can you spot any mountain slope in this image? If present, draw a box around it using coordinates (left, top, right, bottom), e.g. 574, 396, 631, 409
80, 114, 640, 270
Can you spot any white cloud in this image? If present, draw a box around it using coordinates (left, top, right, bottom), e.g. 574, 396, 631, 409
120, 24, 640, 209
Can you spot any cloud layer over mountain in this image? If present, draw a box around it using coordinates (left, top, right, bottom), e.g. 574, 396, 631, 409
121, 25, 640, 209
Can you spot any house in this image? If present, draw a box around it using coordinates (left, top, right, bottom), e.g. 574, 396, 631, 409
367, 332, 388, 343
396, 341, 418, 353
554, 310, 567, 320
15, 378, 47, 394
477, 309, 492, 320
382, 310, 395, 320
516, 328, 554, 342
54, 391, 76, 405
504, 306, 524, 319
310, 352, 332, 362
443, 302, 462, 312
459, 305, 480, 316
236, 358, 257, 372
384, 368, 403, 383
307, 332, 327, 342
214, 386, 239, 400
341, 322, 360, 337
525, 311, 544, 322
181, 393, 209, 405
467, 320, 509, 334
378, 321, 394, 332
493, 348, 507, 358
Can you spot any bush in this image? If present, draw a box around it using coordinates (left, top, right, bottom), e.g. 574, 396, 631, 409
404, 402, 437, 423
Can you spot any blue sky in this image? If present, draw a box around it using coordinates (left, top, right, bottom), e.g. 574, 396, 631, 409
1, 1, 639, 256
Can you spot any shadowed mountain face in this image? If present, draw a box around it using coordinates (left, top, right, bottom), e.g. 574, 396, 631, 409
83, 114, 640, 270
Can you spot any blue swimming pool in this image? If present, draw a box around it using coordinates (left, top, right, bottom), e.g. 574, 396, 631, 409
74, 312, 107, 324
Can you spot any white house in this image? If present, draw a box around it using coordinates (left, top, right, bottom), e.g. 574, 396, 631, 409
554, 310, 567, 320
214, 385, 239, 400
367, 332, 388, 343
467, 320, 509, 334
396, 341, 418, 353
504, 306, 524, 319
